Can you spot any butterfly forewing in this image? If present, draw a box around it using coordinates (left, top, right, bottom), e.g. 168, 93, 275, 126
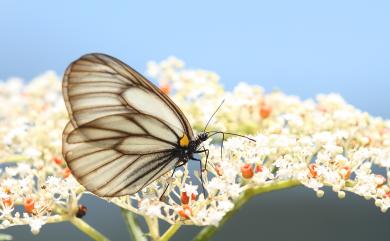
63, 53, 193, 137
62, 53, 193, 197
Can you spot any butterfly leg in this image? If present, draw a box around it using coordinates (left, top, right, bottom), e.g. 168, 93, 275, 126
159, 164, 180, 201
191, 157, 206, 198
194, 147, 209, 172
203, 147, 209, 172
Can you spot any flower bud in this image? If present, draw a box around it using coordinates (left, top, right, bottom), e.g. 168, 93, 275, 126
76, 205, 88, 218
160, 83, 171, 94
308, 164, 318, 178
259, 104, 272, 119
339, 166, 351, 180
24, 198, 35, 213
381, 206, 388, 213
63, 167, 71, 178
316, 190, 324, 198
214, 165, 223, 176
2, 197, 13, 207
181, 192, 196, 204
178, 204, 192, 219
255, 164, 263, 173
375, 175, 386, 188
337, 191, 346, 199
384, 191, 390, 199
53, 156, 63, 165
241, 164, 254, 179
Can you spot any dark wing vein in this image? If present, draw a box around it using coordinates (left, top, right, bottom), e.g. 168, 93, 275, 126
109, 154, 178, 197
96, 152, 173, 196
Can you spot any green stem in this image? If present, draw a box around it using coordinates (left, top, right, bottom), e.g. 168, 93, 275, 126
121, 209, 148, 241
145, 216, 160, 240
46, 215, 68, 224
0, 155, 28, 163
192, 179, 301, 241
0, 233, 12, 241
158, 223, 181, 241
69, 217, 110, 241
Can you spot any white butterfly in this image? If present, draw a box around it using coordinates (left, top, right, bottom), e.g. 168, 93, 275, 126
62, 53, 209, 197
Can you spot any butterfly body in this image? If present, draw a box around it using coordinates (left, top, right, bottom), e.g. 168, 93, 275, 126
188, 132, 209, 156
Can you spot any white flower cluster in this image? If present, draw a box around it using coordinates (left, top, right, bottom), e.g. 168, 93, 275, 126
0, 72, 83, 234
1, 58, 390, 233
112, 57, 390, 224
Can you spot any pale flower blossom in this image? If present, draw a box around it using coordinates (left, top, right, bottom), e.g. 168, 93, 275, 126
0, 57, 389, 237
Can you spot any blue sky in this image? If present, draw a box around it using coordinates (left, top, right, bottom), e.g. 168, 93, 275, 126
0, 0, 388, 117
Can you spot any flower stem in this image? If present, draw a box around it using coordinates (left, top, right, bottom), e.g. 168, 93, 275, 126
145, 216, 160, 240
192, 179, 301, 241
0, 155, 28, 163
46, 215, 68, 224
0, 233, 12, 241
69, 217, 110, 241
121, 209, 148, 241
158, 223, 181, 241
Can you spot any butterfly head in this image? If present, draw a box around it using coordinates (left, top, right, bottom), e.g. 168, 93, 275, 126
185, 132, 208, 154
198, 132, 208, 142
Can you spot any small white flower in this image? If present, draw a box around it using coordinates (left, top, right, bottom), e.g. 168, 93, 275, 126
0, 203, 14, 217
207, 179, 225, 195
174, 170, 183, 178
1, 220, 11, 228
183, 184, 198, 196
217, 200, 234, 212
146, 204, 162, 217
29, 217, 46, 235
206, 210, 225, 226
24, 148, 41, 158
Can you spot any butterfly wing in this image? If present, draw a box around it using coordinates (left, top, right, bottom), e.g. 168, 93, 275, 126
62, 53, 192, 197
62, 115, 179, 197
63, 53, 193, 137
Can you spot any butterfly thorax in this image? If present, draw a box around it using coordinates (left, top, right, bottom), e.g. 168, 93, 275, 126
175, 132, 208, 160
188, 132, 208, 153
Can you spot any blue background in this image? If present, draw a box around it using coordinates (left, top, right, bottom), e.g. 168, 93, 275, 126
0, 0, 389, 117
0, 1, 389, 241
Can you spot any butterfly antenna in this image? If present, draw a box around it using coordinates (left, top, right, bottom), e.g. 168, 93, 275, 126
203, 99, 225, 132
207, 131, 256, 142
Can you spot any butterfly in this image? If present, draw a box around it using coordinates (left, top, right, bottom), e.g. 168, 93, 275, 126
62, 53, 213, 197
62, 53, 253, 198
